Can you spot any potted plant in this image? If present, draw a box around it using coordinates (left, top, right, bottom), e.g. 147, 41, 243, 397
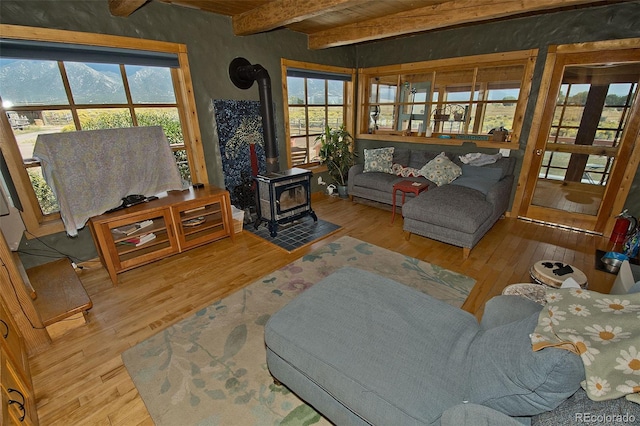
317, 125, 356, 198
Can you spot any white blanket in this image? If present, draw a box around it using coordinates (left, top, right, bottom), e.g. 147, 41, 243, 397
34, 126, 184, 236
459, 152, 502, 166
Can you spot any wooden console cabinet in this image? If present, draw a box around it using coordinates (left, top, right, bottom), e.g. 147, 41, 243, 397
1, 296, 38, 425
89, 186, 233, 285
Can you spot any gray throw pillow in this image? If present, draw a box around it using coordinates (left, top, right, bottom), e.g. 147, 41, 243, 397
468, 311, 584, 417
452, 164, 504, 195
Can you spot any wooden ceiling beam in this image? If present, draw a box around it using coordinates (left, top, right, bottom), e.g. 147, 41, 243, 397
233, 0, 366, 36
108, 0, 148, 17
308, 0, 610, 49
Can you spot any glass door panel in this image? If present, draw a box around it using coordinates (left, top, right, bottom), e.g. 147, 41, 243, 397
528, 60, 640, 230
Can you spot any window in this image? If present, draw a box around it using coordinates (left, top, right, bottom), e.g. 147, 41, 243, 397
358, 50, 538, 149
281, 59, 355, 167
0, 25, 207, 237
538, 76, 638, 185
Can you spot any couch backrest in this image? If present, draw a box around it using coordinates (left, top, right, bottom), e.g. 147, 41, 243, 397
483, 157, 516, 179
391, 147, 516, 179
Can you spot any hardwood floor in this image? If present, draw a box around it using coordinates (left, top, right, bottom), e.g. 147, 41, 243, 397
28, 195, 616, 425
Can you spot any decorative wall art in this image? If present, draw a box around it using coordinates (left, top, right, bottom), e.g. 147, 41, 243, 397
213, 99, 267, 208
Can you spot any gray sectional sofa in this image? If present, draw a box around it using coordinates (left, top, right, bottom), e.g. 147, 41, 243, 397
347, 148, 516, 257
265, 267, 640, 425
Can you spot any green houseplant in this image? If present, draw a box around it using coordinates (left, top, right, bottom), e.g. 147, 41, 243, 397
317, 125, 356, 197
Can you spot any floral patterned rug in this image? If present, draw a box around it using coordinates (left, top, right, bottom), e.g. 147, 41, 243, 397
121, 236, 475, 425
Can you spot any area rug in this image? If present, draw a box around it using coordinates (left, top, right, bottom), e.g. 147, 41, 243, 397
247, 216, 341, 252
122, 236, 475, 425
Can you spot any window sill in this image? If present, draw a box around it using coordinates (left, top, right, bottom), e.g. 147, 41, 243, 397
357, 133, 519, 150
291, 163, 328, 173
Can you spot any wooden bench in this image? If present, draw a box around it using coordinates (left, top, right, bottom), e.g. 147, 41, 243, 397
14, 255, 92, 338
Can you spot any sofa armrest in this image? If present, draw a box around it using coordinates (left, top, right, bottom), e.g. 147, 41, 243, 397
347, 164, 364, 192
480, 295, 543, 330
486, 175, 514, 214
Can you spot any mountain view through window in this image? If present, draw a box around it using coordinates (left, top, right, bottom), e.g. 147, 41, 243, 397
0, 58, 188, 215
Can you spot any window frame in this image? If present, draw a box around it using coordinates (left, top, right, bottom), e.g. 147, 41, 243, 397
281, 59, 356, 169
537, 78, 637, 185
0, 24, 207, 237
357, 50, 538, 149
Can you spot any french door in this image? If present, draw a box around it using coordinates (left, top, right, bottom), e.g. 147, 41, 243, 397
517, 41, 640, 234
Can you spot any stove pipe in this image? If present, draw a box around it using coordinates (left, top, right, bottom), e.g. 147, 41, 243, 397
229, 57, 279, 173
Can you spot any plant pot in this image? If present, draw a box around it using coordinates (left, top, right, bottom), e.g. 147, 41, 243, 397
337, 184, 348, 198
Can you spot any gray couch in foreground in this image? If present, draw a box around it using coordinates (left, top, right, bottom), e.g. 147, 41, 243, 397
347, 148, 516, 257
265, 267, 591, 425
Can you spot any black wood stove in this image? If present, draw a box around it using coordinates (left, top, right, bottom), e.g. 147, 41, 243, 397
254, 168, 317, 237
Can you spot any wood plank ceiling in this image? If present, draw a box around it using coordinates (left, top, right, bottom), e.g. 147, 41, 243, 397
108, 0, 622, 49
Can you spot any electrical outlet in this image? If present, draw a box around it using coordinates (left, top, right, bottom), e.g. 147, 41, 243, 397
318, 176, 326, 185
499, 148, 511, 157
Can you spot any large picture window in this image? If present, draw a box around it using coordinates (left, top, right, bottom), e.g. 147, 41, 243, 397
357, 50, 538, 149
0, 25, 206, 236
281, 59, 355, 167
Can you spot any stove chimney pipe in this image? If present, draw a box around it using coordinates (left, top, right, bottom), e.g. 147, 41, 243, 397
229, 57, 279, 173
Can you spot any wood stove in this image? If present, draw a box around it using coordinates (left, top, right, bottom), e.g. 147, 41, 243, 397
254, 168, 317, 237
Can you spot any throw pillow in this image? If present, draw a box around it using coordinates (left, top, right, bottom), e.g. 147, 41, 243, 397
451, 164, 504, 195
363, 147, 394, 173
392, 163, 422, 178
418, 152, 462, 186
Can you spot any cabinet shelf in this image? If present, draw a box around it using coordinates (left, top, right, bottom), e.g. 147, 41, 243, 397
181, 204, 222, 221
116, 230, 171, 257
112, 219, 168, 244
89, 185, 233, 285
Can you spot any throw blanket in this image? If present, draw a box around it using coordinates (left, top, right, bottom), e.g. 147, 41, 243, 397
34, 126, 183, 236
531, 288, 640, 404
459, 152, 502, 166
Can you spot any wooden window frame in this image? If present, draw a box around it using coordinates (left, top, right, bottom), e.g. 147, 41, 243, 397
512, 38, 640, 235
0, 24, 207, 237
356, 49, 538, 149
281, 59, 356, 170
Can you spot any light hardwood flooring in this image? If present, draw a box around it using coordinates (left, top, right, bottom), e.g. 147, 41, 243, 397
531, 179, 605, 216
29, 195, 616, 425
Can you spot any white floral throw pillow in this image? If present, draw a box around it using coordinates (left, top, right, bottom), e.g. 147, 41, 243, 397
363, 147, 394, 173
418, 152, 462, 186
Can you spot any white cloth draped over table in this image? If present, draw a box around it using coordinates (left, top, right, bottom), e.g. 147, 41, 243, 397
34, 126, 184, 236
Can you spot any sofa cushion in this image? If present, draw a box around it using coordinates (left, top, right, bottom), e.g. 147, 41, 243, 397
392, 147, 411, 167
352, 169, 404, 192
364, 147, 394, 173
468, 311, 584, 417
487, 157, 515, 179
452, 164, 504, 195
408, 150, 440, 169
402, 185, 493, 234
419, 152, 462, 186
